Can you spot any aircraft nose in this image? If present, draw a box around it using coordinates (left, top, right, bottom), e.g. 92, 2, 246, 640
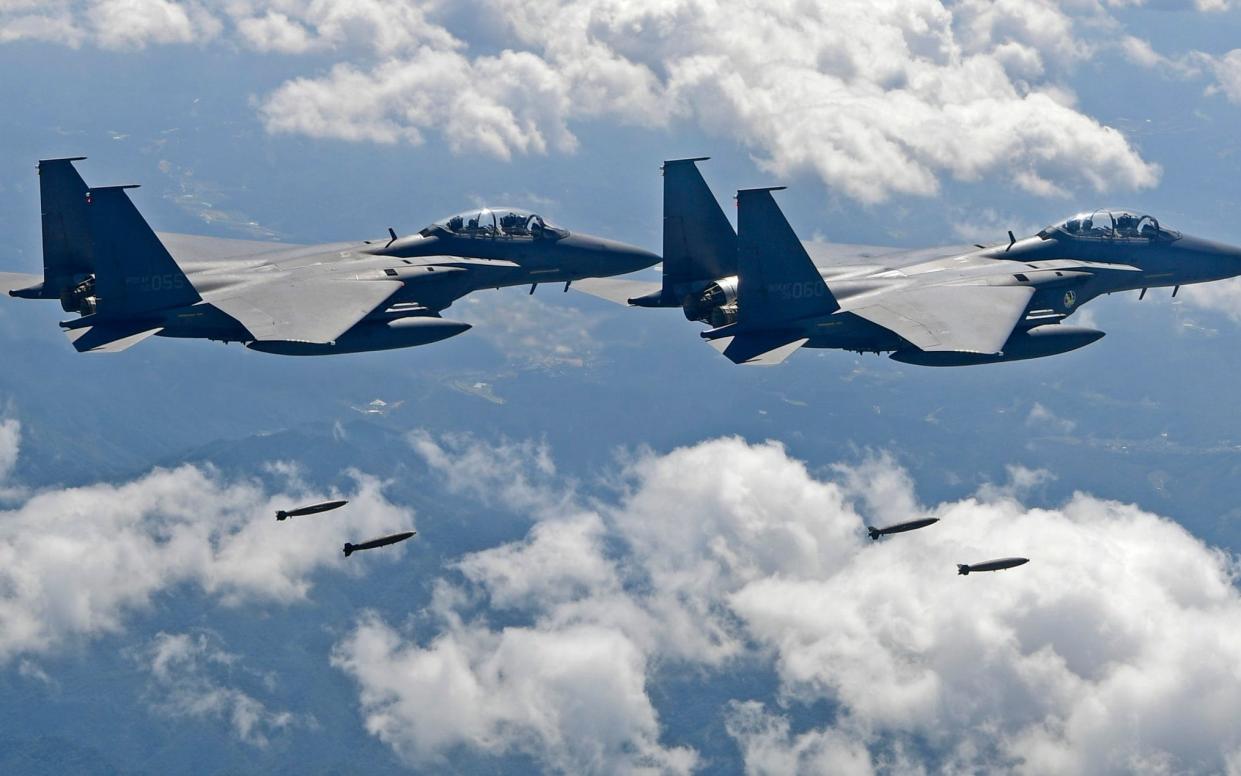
563, 234, 660, 276
609, 241, 661, 275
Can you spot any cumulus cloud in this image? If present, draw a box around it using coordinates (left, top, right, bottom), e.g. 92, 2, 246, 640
0, 1, 86, 46
452, 289, 603, 370
1201, 48, 1241, 104
132, 630, 300, 747
408, 428, 561, 511
0, 1, 1161, 203
260, 0, 1159, 202
1178, 277, 1241, 321
1026, 401, 1077, 435
0, 421, 414, 663
231, 0, 459, 55
0, 417, 20, 483
87, 0, 222, 49
333, 432, 1241, 774
332, 613, 697, 774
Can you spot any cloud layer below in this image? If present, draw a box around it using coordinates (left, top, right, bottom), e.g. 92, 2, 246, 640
0, 421, 414, 663
331, 432, 1241, 775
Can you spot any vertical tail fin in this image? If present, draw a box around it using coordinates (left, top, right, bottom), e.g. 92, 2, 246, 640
631, 157, 737, 306
86, 185, 200, 317
957, 564, 970, 575
735, 187, 838, 326
343, 543, 355, 557
19, 157, 93, 301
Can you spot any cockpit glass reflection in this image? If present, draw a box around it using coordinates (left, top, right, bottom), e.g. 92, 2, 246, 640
422, 208, 569, 240
1039, 209, 1180, 241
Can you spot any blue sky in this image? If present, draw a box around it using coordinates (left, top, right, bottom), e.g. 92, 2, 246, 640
3, 2, 1241, 774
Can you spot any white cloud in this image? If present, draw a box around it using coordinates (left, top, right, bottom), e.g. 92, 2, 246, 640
87, 0, 222, 50
725, 700, 912, 776
0, 1, 85, 46
407, 428, 561, 511
1202, 49, 1241, 104
1180, 277, 1241, 321
0, 420, 414, 662
230, 0, 460, 54
341, 432, 1241, 774
452, 288, 602, 369
0, 0, 1161, 204
332, 613, 697, 774
0, 417, 20, 483
259, 48, 579, 158
133, 630, 299, 747
1026, 401, 1077, 435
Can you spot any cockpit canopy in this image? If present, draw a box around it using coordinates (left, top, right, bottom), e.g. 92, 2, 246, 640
1039, 209, 1180, 241
420, 208, 569, 240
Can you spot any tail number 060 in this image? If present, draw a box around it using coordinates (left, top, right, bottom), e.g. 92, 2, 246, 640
769, 281, 825, 300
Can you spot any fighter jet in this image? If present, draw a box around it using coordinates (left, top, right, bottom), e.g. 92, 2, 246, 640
580, 157, 1241, 366
0, 158, 658, 355
957, 557, 1029, 575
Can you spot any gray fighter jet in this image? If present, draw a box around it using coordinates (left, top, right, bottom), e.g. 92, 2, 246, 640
0, 158, 657, 354
582, 157, 1241, 366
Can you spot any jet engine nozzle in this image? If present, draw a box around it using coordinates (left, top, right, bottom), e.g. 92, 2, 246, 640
60, 274, 98, 315
682, 275, 739, 323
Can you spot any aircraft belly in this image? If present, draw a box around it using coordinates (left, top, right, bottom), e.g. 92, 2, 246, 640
801, 312, 904, 351
156, 303, 251, 340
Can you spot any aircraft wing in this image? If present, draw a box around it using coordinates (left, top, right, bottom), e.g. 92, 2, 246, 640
157, 232, 306, 262
844, 284, 1036, 354
209, 278, 405, 344
803, 241, 981, 267
573, 276, 663, 306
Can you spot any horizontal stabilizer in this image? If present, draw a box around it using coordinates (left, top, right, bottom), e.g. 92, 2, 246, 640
65, 323, 163, 352
707, 332, 808, 365
572, 276, 663, 306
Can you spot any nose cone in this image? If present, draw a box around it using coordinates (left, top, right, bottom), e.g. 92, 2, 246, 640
1173, 234, 1241, 258
1168, 234, 1241, 282
559, 233, 660, 277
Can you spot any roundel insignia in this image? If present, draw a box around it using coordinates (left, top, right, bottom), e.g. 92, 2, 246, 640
1063, 290, 1077, 308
